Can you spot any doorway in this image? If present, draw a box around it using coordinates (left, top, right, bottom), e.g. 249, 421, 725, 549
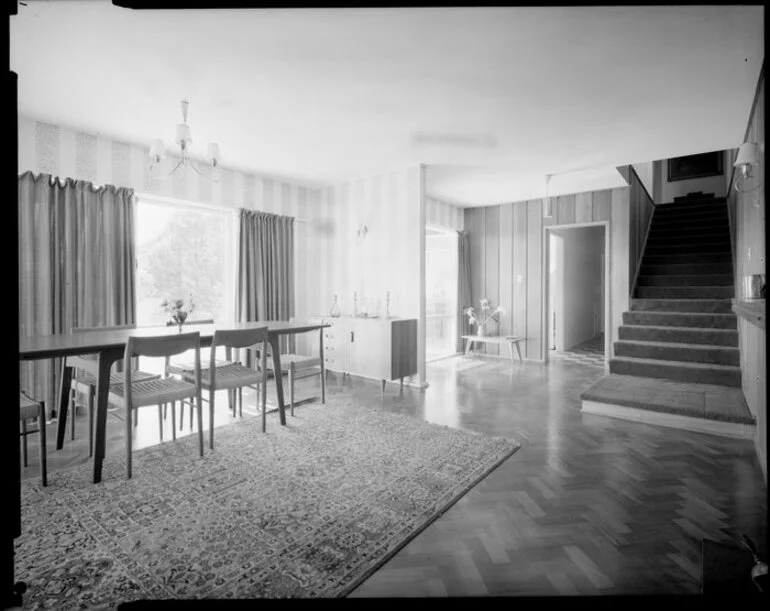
545, 223, 608, 368
425, 225, 459, 362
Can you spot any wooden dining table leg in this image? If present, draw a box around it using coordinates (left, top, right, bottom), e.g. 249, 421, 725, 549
55, 359, 73, 450
268, 333, 287, 426
92, 346, 123, 484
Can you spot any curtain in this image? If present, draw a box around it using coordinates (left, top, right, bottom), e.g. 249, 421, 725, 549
236, 209, 295, 362
456, 230, 472, 353
18, 172, 136, 417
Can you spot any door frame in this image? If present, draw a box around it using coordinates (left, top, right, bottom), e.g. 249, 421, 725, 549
542, 220, 610, 371
425, 224, 459, 362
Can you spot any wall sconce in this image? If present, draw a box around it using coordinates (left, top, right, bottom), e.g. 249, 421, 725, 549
733, 142, 761, 195
356, 224, 369, 243
543, 174, 554, 218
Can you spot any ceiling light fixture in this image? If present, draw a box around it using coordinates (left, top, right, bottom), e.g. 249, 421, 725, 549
148, 100, 222, 182
733, 141, 761, 195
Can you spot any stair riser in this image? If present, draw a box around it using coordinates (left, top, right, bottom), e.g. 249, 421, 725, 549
656, 199, 726, 210
609, 359, 741, 386
630, 299, 733, 313
648, 237, 730, 247
641, 263, 733, 275
623, 312, 737, 329
643, 254, 732, 264
653, 212, 729, 224
614, 341, 740, 366
644, 246, 731, 257
635, 286, 733, 299
636, 275, 733, 287
618, 325, 739, 346
650, 218, 728, 231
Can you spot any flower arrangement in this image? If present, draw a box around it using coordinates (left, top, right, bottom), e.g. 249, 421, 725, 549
161, 295, 195, 329
464, 298, 505, 336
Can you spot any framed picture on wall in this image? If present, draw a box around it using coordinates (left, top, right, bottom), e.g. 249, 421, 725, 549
667, 151, 723, 182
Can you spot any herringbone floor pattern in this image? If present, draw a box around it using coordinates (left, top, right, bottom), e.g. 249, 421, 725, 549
26, 356, 767, 597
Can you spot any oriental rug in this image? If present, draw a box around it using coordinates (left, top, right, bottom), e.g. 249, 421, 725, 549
16, 397, 519, 607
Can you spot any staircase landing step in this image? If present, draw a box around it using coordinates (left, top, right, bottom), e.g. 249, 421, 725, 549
580, 374, 755, 437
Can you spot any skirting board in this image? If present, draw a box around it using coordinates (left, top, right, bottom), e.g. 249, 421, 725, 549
325, 370, 429, 391
581, 400, 756, 440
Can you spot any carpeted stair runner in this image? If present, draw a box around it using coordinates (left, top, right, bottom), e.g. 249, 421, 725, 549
581, 192, 754, 434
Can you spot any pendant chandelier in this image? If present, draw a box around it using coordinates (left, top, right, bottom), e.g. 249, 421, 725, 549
148, 100, 222, 182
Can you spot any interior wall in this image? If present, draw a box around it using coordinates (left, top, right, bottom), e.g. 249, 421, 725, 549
727, 71, 765, 483
17, 115, 322, 354
464, 187, 629, 360
312, 165, 426, 385
628, 165, 656, 294
652, 151, 730, 203
426, 195, 464, 231
558, 226, 605, 350
631, 161, 655, 199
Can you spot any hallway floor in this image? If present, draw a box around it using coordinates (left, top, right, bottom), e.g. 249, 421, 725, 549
22, 354, 767, 597
550, 333, 606, 368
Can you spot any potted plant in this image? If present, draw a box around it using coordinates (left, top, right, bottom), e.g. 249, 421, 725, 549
161, 295, 195, 332
464, 298, 504, 336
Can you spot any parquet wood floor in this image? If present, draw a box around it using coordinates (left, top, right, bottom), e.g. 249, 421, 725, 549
22, 355, 767, 597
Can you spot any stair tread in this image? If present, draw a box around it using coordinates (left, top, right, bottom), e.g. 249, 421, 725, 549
615, 339, 738, 352
580, 374, 754, 424
620, 324, 737, 334
611, 355, 740, 371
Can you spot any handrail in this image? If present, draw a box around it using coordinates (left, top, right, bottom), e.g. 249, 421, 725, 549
629, 168, 657, 299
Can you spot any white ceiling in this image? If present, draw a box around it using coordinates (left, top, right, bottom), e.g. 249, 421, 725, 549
11, 2, 764, 206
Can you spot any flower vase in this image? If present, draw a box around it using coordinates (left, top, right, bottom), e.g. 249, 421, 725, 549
178, 323, 184, 333
330, 295, 341, 318
476, 325, 485, 337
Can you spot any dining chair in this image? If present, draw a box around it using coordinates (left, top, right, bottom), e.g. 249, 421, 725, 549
66, 324, 161, 456
108, 331, 203, 479
252, 327, 326, 416
20, 392, 47, 486
178, 327, 269, 448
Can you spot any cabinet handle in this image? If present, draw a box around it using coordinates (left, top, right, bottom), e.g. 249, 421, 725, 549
350, 331, 354, 342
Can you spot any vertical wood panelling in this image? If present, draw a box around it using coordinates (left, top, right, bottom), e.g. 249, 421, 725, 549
575, 192, 592, 224
512, 202, 529, 356
498, 204, 514, 345
592, 190, 611, 222
425, 195, 465, 230
464, 186, 628, 362
526, 199, 543, 361
557, 194, 575, 225
484, 206, 500, 355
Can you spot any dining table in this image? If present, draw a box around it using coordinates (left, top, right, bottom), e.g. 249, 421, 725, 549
19, 320, 330, 483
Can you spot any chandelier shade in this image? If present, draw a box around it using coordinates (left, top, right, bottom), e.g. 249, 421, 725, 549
148, 100, 222, 182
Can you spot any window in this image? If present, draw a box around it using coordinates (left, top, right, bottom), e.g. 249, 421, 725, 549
135, 196, 236, 328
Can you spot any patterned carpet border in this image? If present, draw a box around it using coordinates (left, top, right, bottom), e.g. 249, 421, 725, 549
16, 397, 520, 606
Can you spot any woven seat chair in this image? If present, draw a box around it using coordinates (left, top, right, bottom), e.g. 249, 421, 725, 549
20, 392, 47, 486
108, 331, 203, 479
179, 327, 269, 448
254, 342, 326, 416
66, 324, 160, 456
161, 319, 235, 430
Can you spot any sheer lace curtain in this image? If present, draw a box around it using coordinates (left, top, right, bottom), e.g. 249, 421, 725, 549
457, 230, 472, 353
236, 209, 295, 363
18, 172, 136, 417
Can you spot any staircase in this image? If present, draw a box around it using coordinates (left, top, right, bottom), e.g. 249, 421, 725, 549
581, 193, 755, 438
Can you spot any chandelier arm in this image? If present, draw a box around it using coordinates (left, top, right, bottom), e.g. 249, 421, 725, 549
189, 158, 222, 182
150, 156, 185, 179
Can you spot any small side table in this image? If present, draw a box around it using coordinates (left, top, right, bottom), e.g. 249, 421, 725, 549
462, 335, 525, 363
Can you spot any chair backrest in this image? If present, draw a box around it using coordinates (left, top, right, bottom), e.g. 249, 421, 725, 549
126, 331, 201, 360
211, 327, 269, 369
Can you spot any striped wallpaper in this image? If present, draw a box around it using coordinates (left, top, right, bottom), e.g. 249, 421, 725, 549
312, 166, 426, 384
18, 115, 321, 353
464, 186, 632, 362
425, 195, 464, 231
